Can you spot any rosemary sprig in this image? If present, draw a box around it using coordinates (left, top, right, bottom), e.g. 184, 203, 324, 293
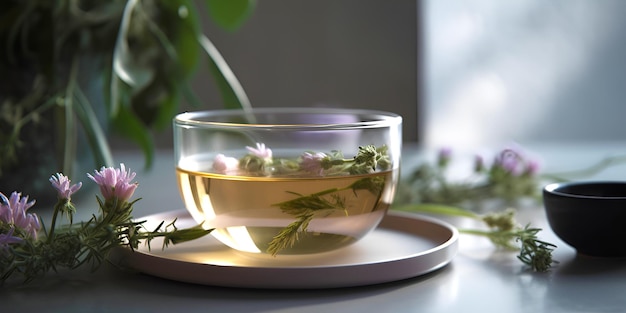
264, 145, 390, 255
0, 166, 213, 284
267, 177, 384, 256
266, 213, 315, 256
394, 203, 557, 272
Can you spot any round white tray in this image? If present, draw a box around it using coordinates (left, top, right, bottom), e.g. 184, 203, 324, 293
109, 210, 458, 289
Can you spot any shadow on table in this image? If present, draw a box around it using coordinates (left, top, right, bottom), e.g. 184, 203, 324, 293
543, 254, 626, 312
2, 261, 454, 313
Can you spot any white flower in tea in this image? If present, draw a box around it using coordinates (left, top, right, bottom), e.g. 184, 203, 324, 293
299, 152, 328, 176
246, 143, 273, 160
213, 154, 239, 174
240, 143, 274, 173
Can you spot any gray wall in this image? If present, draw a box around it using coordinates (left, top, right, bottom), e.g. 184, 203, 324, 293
194, 0, 419, 140
423, 0, 626, 149
126, 0, 419, 149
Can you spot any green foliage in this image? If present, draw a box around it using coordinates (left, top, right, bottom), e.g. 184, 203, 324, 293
1, 189, 212, 284
0, 0, 255, 179
266, 145, 390, 256
206, 0, 256, 31
393, 147, 558, 272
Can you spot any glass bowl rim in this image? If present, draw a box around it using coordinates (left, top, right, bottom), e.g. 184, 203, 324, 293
174, 107, 402, 129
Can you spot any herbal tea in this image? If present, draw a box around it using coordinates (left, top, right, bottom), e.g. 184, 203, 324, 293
174, 110, 402, 255
177, 167, 398, 255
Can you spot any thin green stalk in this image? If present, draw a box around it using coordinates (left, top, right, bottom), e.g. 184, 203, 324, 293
541, 154, 626, 182
47, 202, 63, 244
73, 86, 114, 168
110, 0, 139, 117
198, 34, 253, 113
10, 93, 57, 136
394, 203, 481, 219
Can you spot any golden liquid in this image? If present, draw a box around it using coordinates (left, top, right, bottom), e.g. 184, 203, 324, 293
177, 168, 398, 255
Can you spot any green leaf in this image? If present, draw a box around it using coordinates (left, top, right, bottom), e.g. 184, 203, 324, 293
158, 0, 202, 77
111, 106, 155, 169
199, 35, 252, 110
205, 0, 256, 31
138, 80, 180, 131
73, 87, 114, 169
111, 0, 154, 94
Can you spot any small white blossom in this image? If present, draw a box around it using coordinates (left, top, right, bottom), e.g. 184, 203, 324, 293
299, 152, 327, 176
213, 154, 239, 174
246, 143, 273, 160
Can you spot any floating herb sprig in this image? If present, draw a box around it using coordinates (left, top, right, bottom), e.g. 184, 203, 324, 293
268, 175, 386, 255
268, 145, 389, 255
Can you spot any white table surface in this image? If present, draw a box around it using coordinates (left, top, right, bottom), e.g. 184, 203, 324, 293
4, 142, 626, 313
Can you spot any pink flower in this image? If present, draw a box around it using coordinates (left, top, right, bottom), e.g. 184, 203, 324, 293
437, 147, 452, 167
213, 154, 239, 174
87, 163, 138, 202
0, 192, 40, 239
0, 228, 23, 250
246, 143, 273, 160
524, 159, 541, 176
493, 148, 540, 177
494, 149, 523, 175
49, 173, 82, 200
300, 152, 327, 176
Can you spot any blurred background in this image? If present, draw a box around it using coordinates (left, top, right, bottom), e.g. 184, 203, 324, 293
113, 0, 626, 149
423, 0, 626, 150
113, 0, 419, 148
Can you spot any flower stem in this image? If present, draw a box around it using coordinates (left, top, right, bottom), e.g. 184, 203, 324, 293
394, 203, 481, 219
47, 201, 63, 243
541, 154, 626, 182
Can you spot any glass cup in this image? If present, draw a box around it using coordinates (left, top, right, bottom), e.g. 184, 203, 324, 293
173, 108, 402, 256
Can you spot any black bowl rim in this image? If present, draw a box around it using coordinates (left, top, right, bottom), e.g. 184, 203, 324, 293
544, 181, 626, 200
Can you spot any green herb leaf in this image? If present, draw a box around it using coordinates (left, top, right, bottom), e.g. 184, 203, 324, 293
73, 86, 114, 169
205, 0, 256, 31
111, 106, 154, 169
111, 0, 153, 96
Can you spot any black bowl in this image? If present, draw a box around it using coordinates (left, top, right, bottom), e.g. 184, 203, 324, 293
543, 181, 626, 257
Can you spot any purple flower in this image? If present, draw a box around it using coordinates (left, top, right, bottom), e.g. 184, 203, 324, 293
0, 228, 23, 250
246, 143, 273, 160
49, 173, 82, 200
213, 154, 240, 174
524, 159, 541, 176
494, 149, 523, 175
87, 163, 138, 202
473, 155, 485, 172
492, 147, 541, 177
0, 192, 40, 239
437, 147, 452, 167
300, 152, 328, 176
